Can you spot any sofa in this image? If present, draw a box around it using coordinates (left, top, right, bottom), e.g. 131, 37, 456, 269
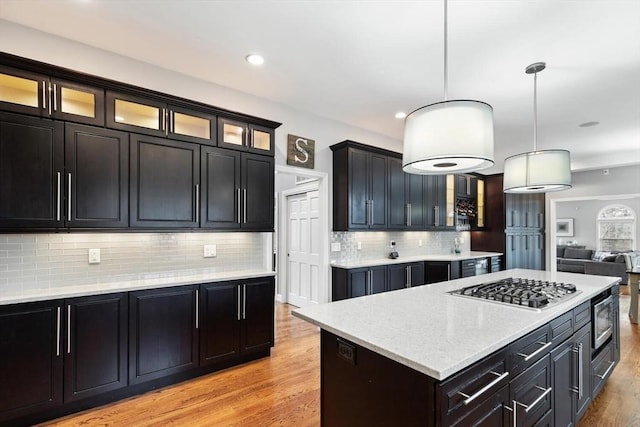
557, 246, 628, 285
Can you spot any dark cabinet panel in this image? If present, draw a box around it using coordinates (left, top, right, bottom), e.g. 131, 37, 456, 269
348, 148, 369, 228
425, 174, 451, 229
0, 112, 64, 228
64, 293, 128, 402
388, 262, 425, 291
52, 79, 105, 126
0, 300, 63, 422
130, 134, 200, 228
388, 157, 426, 229
65, 124, 128, 227
425, 261, 460, 284
200, 282, 240, 366
241, 277, 275, 353
201, 146, 241, 228
509, 355, 552, 427
129, 286, 198, 385
242, 153, 274, 230
332, 265, 390, 301
217, 117, 274, 155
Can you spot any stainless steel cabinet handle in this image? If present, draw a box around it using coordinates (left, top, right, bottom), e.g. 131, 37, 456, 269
365, 201, 370, 225
67, 173, 72, 220
525, 212, 529, 227
53, 83, 57, 111
517, 341, 553, 361
67, 305, 71, 354
406, 266, 410, 288
56, 172, 61, 221
42, 81, 47, 110
237, 188, 241, 224
47, 82, 52, 115
56, 306, 61, 357
434, 206, 439, 227
170, 110, 174, 133
447, 264, 451, 281
161, 108, 166, 132
466, 176, 471, 195
458, 371, 509, 405
237, 287, 241, 321
596, 360, 616, 379
243, 189, 247, 224
517, 385, 552, 413
572, 343, 584, 399
407, 203, 412, 226
370, 200, 374, 225
242, 284, 247, 319
195, 289, 199, 329
195, 184, 200, 223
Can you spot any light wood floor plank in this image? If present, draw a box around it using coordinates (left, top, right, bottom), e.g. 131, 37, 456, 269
41, 287, 638, 426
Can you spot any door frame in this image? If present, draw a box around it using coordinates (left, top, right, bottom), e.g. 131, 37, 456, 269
275, 165, 329, 305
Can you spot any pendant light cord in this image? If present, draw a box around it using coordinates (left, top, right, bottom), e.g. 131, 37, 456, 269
443, 0, 448, 101
533, 69, 538, 152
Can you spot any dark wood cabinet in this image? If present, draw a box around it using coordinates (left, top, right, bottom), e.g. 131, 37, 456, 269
331, 265, 387, 301
241, 277, 276, 353
506, 232, 544, 270
425, 174, 452, 229
63, 293, 128, 402
0, 112, 64, 228
0, 66, 105, 126
130, 134, 200, 228
65, 124, 128, 228
217, 117, 274, 155
388, 262, 425, 291
0, 300, 63, 422
388, 156, 425, 229
332, 141, 387, 230
129, 285, 199, 385
200, 148, 273, 230
509, 355, 552, 427
425, 261, 460, 284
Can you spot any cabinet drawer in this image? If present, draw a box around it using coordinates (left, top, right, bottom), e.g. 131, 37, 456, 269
573, 301, 591, 331
549, 311, 573, 348
508, 324, 551, 376
509, 355, 552, 427
461, 259, 476, 269
592, 341, 616, 398
437, 348, 509, 426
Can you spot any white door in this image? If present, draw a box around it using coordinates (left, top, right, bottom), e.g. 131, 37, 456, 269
287, 190, 321, 307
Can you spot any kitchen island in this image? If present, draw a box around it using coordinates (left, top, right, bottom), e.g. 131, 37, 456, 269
293, 269, 620, 426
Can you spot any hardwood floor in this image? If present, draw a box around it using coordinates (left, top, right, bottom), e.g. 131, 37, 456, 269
42, 289, 638, 426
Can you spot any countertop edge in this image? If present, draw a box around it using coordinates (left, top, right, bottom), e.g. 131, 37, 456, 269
331, 251, 503, 269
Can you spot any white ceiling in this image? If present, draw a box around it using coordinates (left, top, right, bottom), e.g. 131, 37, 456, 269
1, 0, 639, 173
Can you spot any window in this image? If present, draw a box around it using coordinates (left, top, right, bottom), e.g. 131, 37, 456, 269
597, 204, 636, 251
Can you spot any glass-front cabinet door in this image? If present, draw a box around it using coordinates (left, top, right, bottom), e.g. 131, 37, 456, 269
0, 66, 104, 125
168, 105, 216, 145
218, 117, 273, 155
106, 92, 166, 137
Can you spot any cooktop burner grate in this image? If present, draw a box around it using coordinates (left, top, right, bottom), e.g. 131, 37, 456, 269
448, 277, 580, 311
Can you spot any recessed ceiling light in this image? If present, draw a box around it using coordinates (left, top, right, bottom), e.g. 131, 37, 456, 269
395, 112, 407, 119
578, 121, 600, 128
246, 54, 264, 66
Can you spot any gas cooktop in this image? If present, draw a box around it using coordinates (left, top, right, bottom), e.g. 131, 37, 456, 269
448, 277, 581, 311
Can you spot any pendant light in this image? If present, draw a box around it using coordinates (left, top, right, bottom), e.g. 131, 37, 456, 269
503, 62, 572, 193
402, 0, 494, 175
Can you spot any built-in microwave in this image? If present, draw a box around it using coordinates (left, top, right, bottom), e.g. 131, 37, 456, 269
592, 292, 614, 351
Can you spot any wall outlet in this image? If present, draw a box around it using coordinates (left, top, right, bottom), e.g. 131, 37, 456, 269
418, 239, 423, 247
204, 244, 217, 258
390, 240, 396, 247
357, 241, 362, 250
331, 242, 341, 252
88, 248, 101, 264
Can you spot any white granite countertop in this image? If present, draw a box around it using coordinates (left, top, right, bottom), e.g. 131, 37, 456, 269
0, 269, 275, 306
293, 269, 619, 381
331, 251, 503, 269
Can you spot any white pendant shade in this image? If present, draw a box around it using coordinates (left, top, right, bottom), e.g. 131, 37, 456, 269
503, 149, 572, 193
402, 100, 495, 174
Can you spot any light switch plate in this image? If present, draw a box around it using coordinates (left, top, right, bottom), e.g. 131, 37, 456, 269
357, 241, 362, 250
204, 244, 217, 258
88, 248, 100, 264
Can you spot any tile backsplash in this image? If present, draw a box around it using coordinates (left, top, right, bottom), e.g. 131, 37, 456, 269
330, 231, 471, 264
0, 232, 269, 294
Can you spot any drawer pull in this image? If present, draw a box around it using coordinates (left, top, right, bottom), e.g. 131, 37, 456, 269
516, 341, 552, 361
512, 386, 552, 425
458, 371, 509, 405
596, 360, 616, 379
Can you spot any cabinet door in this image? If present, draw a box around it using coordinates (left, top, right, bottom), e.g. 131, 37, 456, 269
240, 278, 275, 353
0, 66, 47, 117
241, 153, 274, 230
369, 152, 387, 229
574, 324, 591, 422
425, 175, 449, 228
370, 266, 387, 294
106, 92, 166, 138
425, 261, 453, 284
551, 339, 574, 427
130, 134, 200, 228
451, 385, 510, 427
65, 124, 128, 227
52, 79, 105, 126
200, 282, 240, 366
201, 147, 241, 229
348, 148, 369, 229
168, 105, 216, 145
510, 355, 552, 427
387, 157, 407, 229
407, 172, 425, 228
248, 123, 274, 155
0, 301, 63, 422
64, 293, 127, 402
349, 268, 368, 298
409, 262, 425, 286
0, 112, 64, 228
387, 264, 408, 291
217, 118, 273, 155
129, 286, 199, 385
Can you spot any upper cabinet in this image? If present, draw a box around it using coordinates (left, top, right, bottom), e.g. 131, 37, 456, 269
388, 156, 426, 229
0, 66, 105, 126
106, 92, 216, 145
217, 117, 274, 156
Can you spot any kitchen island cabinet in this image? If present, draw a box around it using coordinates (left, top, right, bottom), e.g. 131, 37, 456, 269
295, 270, 619, 426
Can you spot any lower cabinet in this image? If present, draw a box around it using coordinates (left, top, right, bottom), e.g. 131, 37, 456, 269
129, 285, 199, 385
425, 261, 460, 284
387, 262, 425, 291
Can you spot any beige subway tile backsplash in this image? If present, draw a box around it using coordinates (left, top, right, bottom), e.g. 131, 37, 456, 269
0, 232, 268, 294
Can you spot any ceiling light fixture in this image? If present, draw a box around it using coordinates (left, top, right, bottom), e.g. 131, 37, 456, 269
245, 54, 264, 66
503, 62, 572, 193
395, 112, 407, 119
402, 0, 494, 175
